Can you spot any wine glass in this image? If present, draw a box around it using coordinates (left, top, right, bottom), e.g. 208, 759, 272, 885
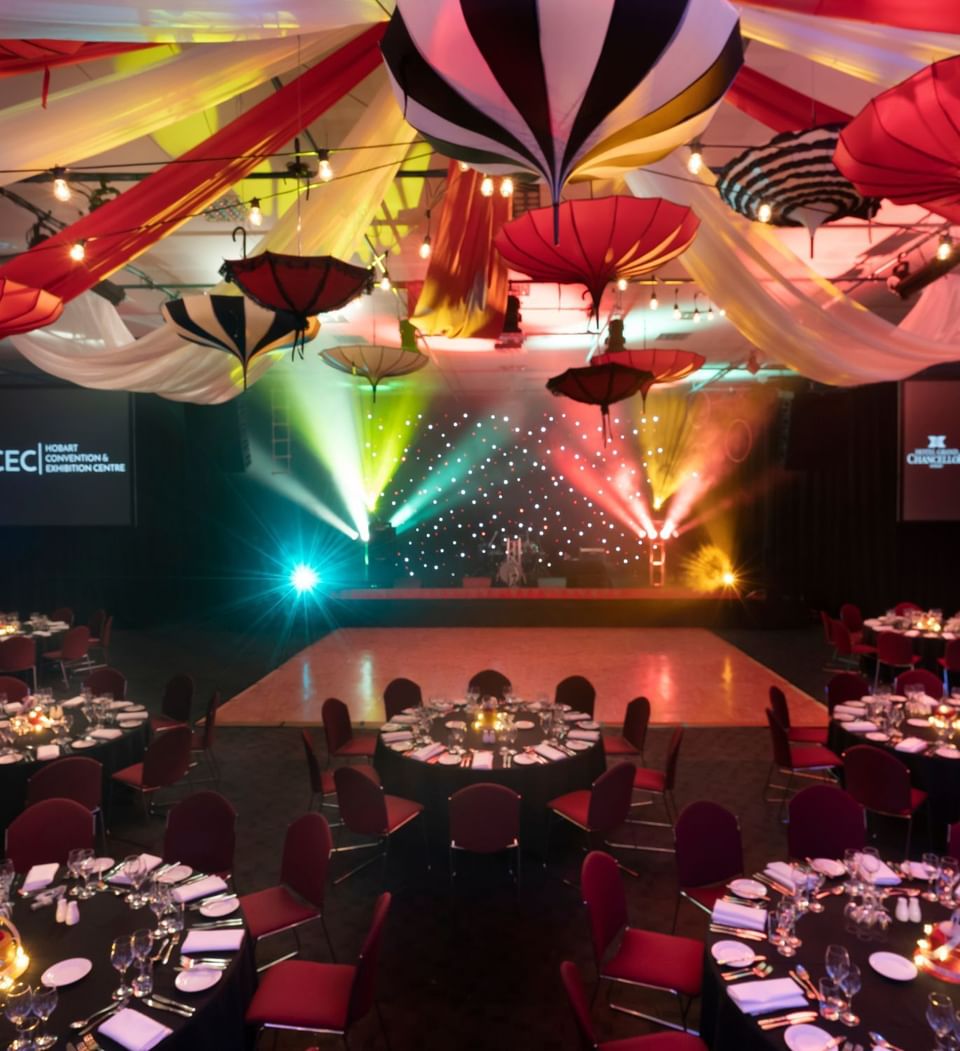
4, 985, 35, 1051
110, 935, 134, 1000
148, 879, 171, 932
928, 992, 956, 1048
806, 869, 826, 913
939, 856, 960, 906
843, 848, 861, 895
31, 984, 57, 1050
825, 944, 850, 982
131, 928, 154, 967
775, 903, 798, 957
923, 852, 942, 902
76, 847, 96, 899
839, 964, 861, 1027
122, 854, 146, 907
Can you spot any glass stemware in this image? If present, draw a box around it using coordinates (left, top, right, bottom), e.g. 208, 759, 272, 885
75, 848, 96, 899
939, 857, 960, 906
122, 854, 146, 908
924, 853, 943, 902
4, 986, 35, 1051
843, 848, 861, 896
110, 935, 134, 1000
30, 984, 57, 1050
775, 903, 798, 957
839, 964, 861, 1027
147, 879, 171, 933
928, 992, 956, 1048
825, 944, 850, 983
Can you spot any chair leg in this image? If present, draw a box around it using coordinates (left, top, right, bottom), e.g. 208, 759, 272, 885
419, 813, 431, 872
374, 1000, 392, 1051
543, 811, 553, 869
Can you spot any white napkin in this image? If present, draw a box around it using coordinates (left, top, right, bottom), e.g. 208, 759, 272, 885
23, 863, 59, 892
90, 728, 123, 741
35, 744, 60, 761
711, 900, 767, 932
172, 875, 228, 903
563, 711, 586, 721
409, 742, 446, 763
534, 742, 567, 762
98, 1008, 172, 1051
3, 702, 23, 714
566, 729, 600, 742
727, 977, 807, 1015
853, 853, 901, 885
811, 858, 845, 878
764, 862, 800, 892
895, 737, 928, 754
62, 697, 85, 708
904, 860, 936, 880
845, 720, 878, 733
904, 629, 920, 637
381, 731, 412, 744
390, 714, 417, 724
108, 854, 163, 886
181, 928, 245, 954
471, 751, 494, 770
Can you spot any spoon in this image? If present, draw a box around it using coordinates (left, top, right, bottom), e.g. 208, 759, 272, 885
869, 1033, 906, 1051
68, 1001, 123, 1031
795, 964, 823, 1000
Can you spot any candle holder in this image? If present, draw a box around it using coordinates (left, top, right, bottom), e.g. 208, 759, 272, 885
0, 916, 30, 990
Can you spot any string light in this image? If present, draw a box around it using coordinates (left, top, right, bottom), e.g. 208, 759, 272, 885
616, 277, 628, 292
757, 202, 772, 223
499, 176, 514, 198
672, 290, 681, 320
718, 306, 727, 317
937, 233, 953, 261
68, 240, 85, 262
248, 197, 263, 226
52, 167, 71, 202
378, 274, 392, 292
707, 303, 715, 321
692, 304, 701, 323
317, 149, 333, 183
687, 141, 703, 175
649, 285, 658, 311
457, 161, 471, 173
480, 175, 495, 197
419, 235, 432, 260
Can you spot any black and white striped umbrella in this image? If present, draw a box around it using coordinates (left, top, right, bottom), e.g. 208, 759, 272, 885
382, 0, 742, 235
716, 125, 880, 254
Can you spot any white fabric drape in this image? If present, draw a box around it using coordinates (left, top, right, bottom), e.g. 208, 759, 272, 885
9, 79, 417, 403
899, 274, 960, 345
626, 155, 960, 385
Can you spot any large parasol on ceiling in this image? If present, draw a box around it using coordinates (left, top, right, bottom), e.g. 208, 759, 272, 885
382, 0, 742, 238
0, 278, 62, 337
494, 197, 699, 326
320, 319, 429, 401
834, 56, 960, 226
593, 322, 705, 385
546, 360, 653, 445
716, 125, 880, 254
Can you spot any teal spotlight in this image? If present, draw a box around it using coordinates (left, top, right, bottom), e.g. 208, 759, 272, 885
290, 563, 320, 594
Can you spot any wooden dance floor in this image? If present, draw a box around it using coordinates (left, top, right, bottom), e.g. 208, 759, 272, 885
218, 627, 823, 729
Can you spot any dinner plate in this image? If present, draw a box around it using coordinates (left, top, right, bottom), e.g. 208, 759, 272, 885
437, 753, 462, 765
567, 739, 593, 751
92, 857, 115, 874
41, 957, 92, 988
159, 865, 193, 884
810, 858, 845, 878
514, 720, 535, 730
868, 951, 918, 982
513, 752, 537, 765
578, 720, 600, 730
936, 746, 960, 759
443, 720, 467, 730
70, 738, 97, 749
710, 940, 754, 966
118, 719, 146, 729
727, 878, 767, 900
0, 752, 21, 764
175, 967, 222, 993
391, 741, 414, 753
123, 706, 148, 714
381, 724, 402, 733
200, 897, 239, 918
833, 712, 854, 722
784, 1023, 834, 1051
907, 718, 932, 727
866, 731, 890, 742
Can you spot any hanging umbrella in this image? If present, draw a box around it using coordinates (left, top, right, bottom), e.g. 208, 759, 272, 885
0, 278, 62, 337
835, 57, 960, 225
160, 294, 319, 389
546, 361, 653, 445
494, 197, 698, 325
593, 344, 705, 384
382, 0, 742, 238
320, 320, 429, 401
716, 125, 880, 254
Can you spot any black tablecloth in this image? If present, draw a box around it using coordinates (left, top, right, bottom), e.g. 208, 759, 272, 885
861, 623, 948, 668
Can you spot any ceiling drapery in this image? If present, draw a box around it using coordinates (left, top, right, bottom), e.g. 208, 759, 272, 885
725, 66, 851, 131
739, 1, 960, 35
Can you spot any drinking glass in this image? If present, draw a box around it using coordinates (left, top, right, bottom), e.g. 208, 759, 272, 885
4, 985, 35, 1051
806, 870, 826, 913
76, 847, 96, 899
122, 854, 146, 907
775, 904, 798, 957
447, 727, 465, 756
0, 857, 15, 900
148, 880, 171, 932
888, 703, 905, 738
110, 935, 134, 1000
31, 984, 57, 1050
924, 853, 943, 902
131, 928, 154, 968
161, 900, 184, 935
839, 964, 861, 1027
766, 910, 782, 947
818, 978, 842, 1022
928, 992, 956, 1048
132, 959, 154, 1000
843, 848, 861, 895
939, 856, 960, 906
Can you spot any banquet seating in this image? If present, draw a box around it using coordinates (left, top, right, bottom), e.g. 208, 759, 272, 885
301, 729, 337, 815
87, 612, 112, 666
894, 667, 944, 698
240, 812, 335, 969
672, 801, 743, 929
163, 790, 237, 876
468, 668, 511, 700
555, 674, 596, 717
40, 625, 89, 687
763, 710, 840, 816
621, 726, 685, 852
825, 671, 870, 712
383, 676, 422, 720
49, 606, 74, 627
26, 756, 103, 843
819, 611, 838, 667
830, 620, 876, 671
83, 665, 127, 699
544, 762, 635, 869
245, 891, 391, 1046
938, 639, 960, 690
874, 631, 921, 687
86, 608, 105, 641
839, 602, 864, 638
786, 784, 865, 859
5, 797, 94, 871
602, 696, 650, 759
581, 850, 703, 1033
768, 684, 828, 745
560, 960, 708, 1051
0, 674, 29, 704
0, 636, 37, 692
333, 765, 427, 885
448, 782, 521, 885
112, 724, 192, 815
150, 672, 194, 732
894, 601, 922, 615
842, 744, 927, 857
190, 690, 221, 782
321, 697, 376, 761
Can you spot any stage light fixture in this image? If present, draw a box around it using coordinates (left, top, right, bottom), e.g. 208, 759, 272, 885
649, 286, 658, 310
419, 235, 432, 260
499, 176, 514, 198
672, 290, 681, 320
290, 563, 320, 593
52, 168, 71, 202
722, 570, 736, 587
248, 198, 263, 226
378, 274, 392, 292
457, 161, 470, 172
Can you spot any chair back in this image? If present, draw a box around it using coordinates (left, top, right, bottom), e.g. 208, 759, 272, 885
161, 673, 194, 724
449, 783, 520, 853
99, 615, 113, 652
876, 631, 915, 666
0, 676, 29, 704
559, 961, 598, 1051
675, 801, 743, 889
663, 725, 684, 791
820, 610, 835, 645
945, 639, 960, 673
622, 696, 650, 752
831, 620, 856, 658
142, 725, 192, 789
581, 850, 627, 961
347, 892, 392, 1027
825, 672, 869, 711
301, 730, 323, 794
5, 798, 94, 872
383, 677, 422, 721
59, 626, 90, 661
0, 637, 35, 674
84, 666, 126, 699
87, 609, 105, 638
163, 791, 236, 874
839, 603, 863, 633
281, 812, 333, 909
335, 765, 388, 836
843, 745, 913, 816
467, 669, 511, 700
555, 675, 595, 717
321, 697, 354, 754
894, 668, 943, 699
895, 601, 922, 615
787, 784, 865, 858
586, 761, 635, 833
197, 691, 219, 750
768, 685, 790, 729
765, 709, 793, 769
50, 606, 74, 626
27, 756, 102, 812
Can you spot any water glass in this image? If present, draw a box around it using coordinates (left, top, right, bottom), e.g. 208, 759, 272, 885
162, 900, 184, 935
839, 964, 861, 1027
923, 852, 942, 902
76, 847, 96, 899
132, 959, 154, 1000
818, 978, 842, 1022
148, 880, 171, 932
775, 904, 798, 957
31, 984, 57, 1050
766, 910, 782, 947
110, 935, 134, 1000
131, 927, 154, 967
928, 992, 956, 1048
4, 985, 35, 1051
122, 854, 146, 907
939, 856, 960, 906
843, 848, 861, 895
806, 870, 826, 913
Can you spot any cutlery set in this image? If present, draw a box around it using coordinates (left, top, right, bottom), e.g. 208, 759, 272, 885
709, 923, 765, 941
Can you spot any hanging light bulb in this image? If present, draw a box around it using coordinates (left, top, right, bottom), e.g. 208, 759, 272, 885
480, 175, 495, 197
616, 276, 628, 292
419, 235, 432, 260
457, 161, 471, 173
378, 273, 392, 292
248, 197, 263, 227
937, 233, 953, 261
499, 176, 514, 198
718, 306, 727, 317
672, 291, 681, 320
707, 303, 715, 321
68, 240, 85, 262
757, 202, 772, 223
692, 305, 701, 323
52, 167, 71, 202
649, 285, 658, 311
687, 141, 703, 175
317, 149, 333, 183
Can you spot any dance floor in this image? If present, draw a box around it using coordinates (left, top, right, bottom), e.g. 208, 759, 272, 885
218, 626, 824, 728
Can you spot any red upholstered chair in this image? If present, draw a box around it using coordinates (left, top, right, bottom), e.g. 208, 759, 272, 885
333, 765, 427, 885
0, 637, 37, 692
467, 668, 511, 700
620, 726, 685, 853
163, 791, 236, 876
545, 762, 635, 870
581, 850, 703, 1033
87, 614, 112, 665
843, 744, 927, 857
603, 696, 651, 759
938, 639, 960, 691
895, 601, 922, 615
83, 666, 127, 700
112, 725, 192, 816
839, 603, 864, 637
245, 892, 391, 1047
874, 631, 920, 688
301, 730, 337, 816
321, 697, 376, 761
5, 798, 94, 872
448, 782, 521, 884
560, 960, 708, 1051
0, 675, 29, 705
820, 610, 837, 666
825, 672, 870, 713
150, 673, 194, 733
555, 675, 596, 717
769, 685, 828, 745
672, 801, 743, 929
383, 677, 422, 721
831, 621, 876, 671
191, 691, 221, 782
241, 813, 336, 970
86, 609, 105, 641
40, 626, 89, 687
49, 606, 74, 627
764, 710, 840, 817
26, 755, 103, 846
787, 784, 866, 860
895, 668, 944, 699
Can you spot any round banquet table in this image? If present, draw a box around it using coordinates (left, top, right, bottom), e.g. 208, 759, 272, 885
860, 618, 957, 668
3, 879, 255, 1050
374, 705, 606, 853
700, 869, 945, 1051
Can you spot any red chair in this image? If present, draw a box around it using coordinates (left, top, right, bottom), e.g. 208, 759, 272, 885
895, 601, 922, 615
825, 672, 870, 713
150, 673, 194, 733
787, 784, 865, 860
769, 685, 828, 745
555, 675, 596, 717
673, 801, 743, 929
617, 727, 685, 854
0, 675, 29, 705
383, 677, 422, 721
832, 621, 876, 671
321, 697, 376, 761
83, 666, 126, 699
448, 782, 521, 885
0, 637, 36, 692
603, 697, 650, 759
467, 668, 511, 700
112, 725, 192, 816
333, 765, 427, 884
40, 626, 89, 687
87, 609, 105, 640
938, 639, 960, 691
245, 892, 391, 1047
764, 710, 840, 817
582, 850, 703, 1033
191, 691, 221, 782
874, 631, 921, 688
301, 730, 337, 815
839, 603, 864, 637
545, 762, 635, 870
895, 668, 944, 699
49, 606, 74, 627
163, 790, 236, 876
560, 960, 708, 1051
820, 610, 837, 666
26, 755, 104, 846
241, 812, 335, 970
87, 614, 112, 666
843, 744, 927, 857
5, 798, 94, 872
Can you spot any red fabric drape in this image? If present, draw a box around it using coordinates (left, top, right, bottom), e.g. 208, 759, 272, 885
0, 24, 385, 303
0, 40, 156, 73
739, 1, 960, 34
726, 67, 851, 131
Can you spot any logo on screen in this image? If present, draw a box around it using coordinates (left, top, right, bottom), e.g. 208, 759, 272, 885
906, 434, 960, 469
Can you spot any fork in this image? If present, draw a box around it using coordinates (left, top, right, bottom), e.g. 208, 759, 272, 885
721, 962, 772, 981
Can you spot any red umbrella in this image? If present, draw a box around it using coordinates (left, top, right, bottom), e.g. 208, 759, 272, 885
546, 362, 653, 445
835, 56, 960, 225
0, 278, 62, 338
593, 341, 705, 386
495, 197, 699, 325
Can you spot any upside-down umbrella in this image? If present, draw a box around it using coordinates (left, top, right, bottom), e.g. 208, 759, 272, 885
835, 57, 960, 226
320, 320, 429, 401
0, 278, 62, 337
593, 326, 705, 384
382, 0, 742, 238
494, 197, 699, 325
546, 361, 653, 445
717, 125, 880, 254
160, 295, 319, 389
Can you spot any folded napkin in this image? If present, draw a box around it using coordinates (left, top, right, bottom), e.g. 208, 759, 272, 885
36, 744, 60, 761
727, 977, 807, 1016
99, 1008, 173, 1051
108, 853, 163, 886
390, 714, 417, 724
765, 861, 800, 892
381, 731, 413, 744
172, 875, 228, 903
23, 863, 59, 892
107, 700, 128, 710
567, 729, 600, 742
845, 720, 878, 733
853, 853, 901, 886
471, 751, 494, 770
534, 742, 567, 762
90, 728, 123, 741
3, 702, 23, 714
895, 736, 928, 754
711, 900, 767, 932
904, 860, 936, 880
409, 741, 446, 763
181, 928, 244, 954
563, 711, 586, 722
62, 697, 86, 708
811, 858, 845, 878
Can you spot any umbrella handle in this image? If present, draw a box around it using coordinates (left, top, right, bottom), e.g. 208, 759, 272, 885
231, 226, 248, 258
